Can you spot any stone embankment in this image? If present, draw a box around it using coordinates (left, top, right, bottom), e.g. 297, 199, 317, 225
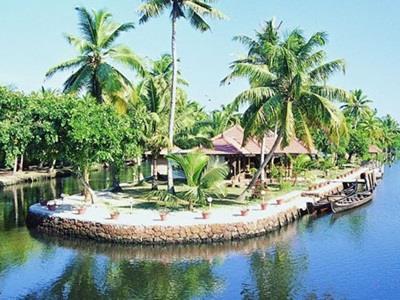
27, 205, 302, 245
26, 166, 379, 245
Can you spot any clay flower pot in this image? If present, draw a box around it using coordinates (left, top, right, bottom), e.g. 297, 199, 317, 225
77, 207, 86, 215
276, 199, 284, 205
47, 204, 57, 211
240, 209, 250, 216
110, 211, 120, 220
260, 202, 268, 210
202, 211, 211, 219
159, 212, 168, 221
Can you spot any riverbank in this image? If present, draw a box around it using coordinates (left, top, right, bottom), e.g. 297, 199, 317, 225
26, 166, 378, 245
0, 169, 73, 188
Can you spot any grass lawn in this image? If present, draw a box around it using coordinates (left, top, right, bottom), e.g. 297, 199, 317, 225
109, 166, 359, 212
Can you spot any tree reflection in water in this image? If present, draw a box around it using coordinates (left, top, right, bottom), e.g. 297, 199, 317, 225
241, 245, 307, 300
23, 254, 223, 300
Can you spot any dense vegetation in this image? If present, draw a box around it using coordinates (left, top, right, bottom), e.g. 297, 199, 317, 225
0, 6, 399, 207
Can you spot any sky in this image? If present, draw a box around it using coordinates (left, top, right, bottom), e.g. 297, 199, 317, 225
1, 0, 399, 119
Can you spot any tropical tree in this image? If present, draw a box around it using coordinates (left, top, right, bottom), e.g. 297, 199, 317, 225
341, 89, 372, 127
223, 21, 348, 200
166, 152, 228, 210
288, 154, 312, 186
174, 100, 211, 149
138, 55, 173, 189
359, 109, 383, 143
65, 98, 130, 203
138, 0, 226, 192
46, 7, 144, 104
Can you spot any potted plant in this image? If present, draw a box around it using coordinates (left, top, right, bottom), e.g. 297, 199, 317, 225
276, 198, 284, 205
110, 209, 120, 220
260, 202, 268, 210
240, 208, 250, 216
202, 210, 211, 219
159, 210, 169, 221
77, 205, 87, 215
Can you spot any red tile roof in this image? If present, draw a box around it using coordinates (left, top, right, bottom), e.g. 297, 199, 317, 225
368, 145, 382, 154
198, 125, 316, 156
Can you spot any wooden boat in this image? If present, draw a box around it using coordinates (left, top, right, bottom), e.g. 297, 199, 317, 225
331, 191, 373, 213
306, 182, 358, 214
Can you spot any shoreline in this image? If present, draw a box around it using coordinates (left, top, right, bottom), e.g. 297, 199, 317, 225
26, 167, 378, 245
0, 169, 73, 188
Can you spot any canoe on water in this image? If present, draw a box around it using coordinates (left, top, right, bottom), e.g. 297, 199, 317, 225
306, 182, 358, 214
331, 192, 373, 213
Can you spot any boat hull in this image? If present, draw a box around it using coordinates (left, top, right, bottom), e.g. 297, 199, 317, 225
331, 192, 373, 213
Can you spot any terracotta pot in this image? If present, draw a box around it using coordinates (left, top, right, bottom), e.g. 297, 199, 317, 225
240, 209, 249, 216
202, 212, 210, 219
110, 212, 120, 220
160, 213, 168, 221
260, 203, 268, 210
47, 204, 57, 211
77, 207, 86, 215
276, 199, 284, 205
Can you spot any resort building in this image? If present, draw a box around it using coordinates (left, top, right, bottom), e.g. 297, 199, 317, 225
148, 125, 317, 182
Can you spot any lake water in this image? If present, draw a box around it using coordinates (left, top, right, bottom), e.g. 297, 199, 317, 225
1, 163, 400, 299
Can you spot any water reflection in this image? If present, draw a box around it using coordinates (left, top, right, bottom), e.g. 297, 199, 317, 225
241, 246, 307, 300
0, 163, 398, 299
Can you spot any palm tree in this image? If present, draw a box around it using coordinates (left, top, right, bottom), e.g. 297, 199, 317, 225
46, 7, 144, 104
223, 22, 348, 200
138, 55, 174, 189
138, 0, 225, 193
167, 152, 228, 210
359, 109, 383, 142
341, 89, 372, 127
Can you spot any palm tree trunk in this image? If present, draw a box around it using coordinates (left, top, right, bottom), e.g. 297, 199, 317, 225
49, 159, 56, 173
237, 134, 283, 201
13, 157, 18, 174
137, 155, 144, 183
167, 15, 178, 194
260, 135, 266, 181
18, 154, 24, 172
152, 156, 158, 190
110, 163, 122, 193
82, 167, 95, 204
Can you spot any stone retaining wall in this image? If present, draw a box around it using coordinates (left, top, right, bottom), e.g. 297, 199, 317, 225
27, 207, 302, 245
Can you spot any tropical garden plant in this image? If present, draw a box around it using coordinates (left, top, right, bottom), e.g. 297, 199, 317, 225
166, 152, 228, 210
46, 7, 144, 106
222, 20, 348, 200
138, 0, 226, 192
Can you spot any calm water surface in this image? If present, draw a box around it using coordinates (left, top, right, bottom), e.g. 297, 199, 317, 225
1, 163, 400, 300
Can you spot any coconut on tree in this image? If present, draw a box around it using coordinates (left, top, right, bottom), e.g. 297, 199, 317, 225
223, 21, 348, 200
138, 0, 226, 193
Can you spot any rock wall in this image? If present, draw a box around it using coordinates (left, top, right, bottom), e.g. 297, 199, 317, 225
27, 207, 302, 245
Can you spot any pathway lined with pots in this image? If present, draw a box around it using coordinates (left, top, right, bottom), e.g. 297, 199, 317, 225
29, 167, 371, 227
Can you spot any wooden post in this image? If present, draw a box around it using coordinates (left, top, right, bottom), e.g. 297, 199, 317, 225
238, 158, 241, 183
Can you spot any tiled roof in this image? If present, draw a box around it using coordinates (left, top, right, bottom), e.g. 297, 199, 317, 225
368, 145, 382, 154
199, 125, 316, 156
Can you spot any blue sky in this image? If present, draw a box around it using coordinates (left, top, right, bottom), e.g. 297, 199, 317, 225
1, 0, 399, 119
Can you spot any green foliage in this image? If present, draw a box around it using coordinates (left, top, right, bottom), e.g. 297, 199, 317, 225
166, 152, 228, 210
46, 7, 144, 105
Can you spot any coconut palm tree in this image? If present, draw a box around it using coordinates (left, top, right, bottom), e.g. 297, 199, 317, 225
341, 89, 372, 127
46, 7, 144, 104
138, 0, 225, 193
223, 22, 348, 200
359, 109, 383, 142
138, 55, 174, 189
167, 152, 228, 210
